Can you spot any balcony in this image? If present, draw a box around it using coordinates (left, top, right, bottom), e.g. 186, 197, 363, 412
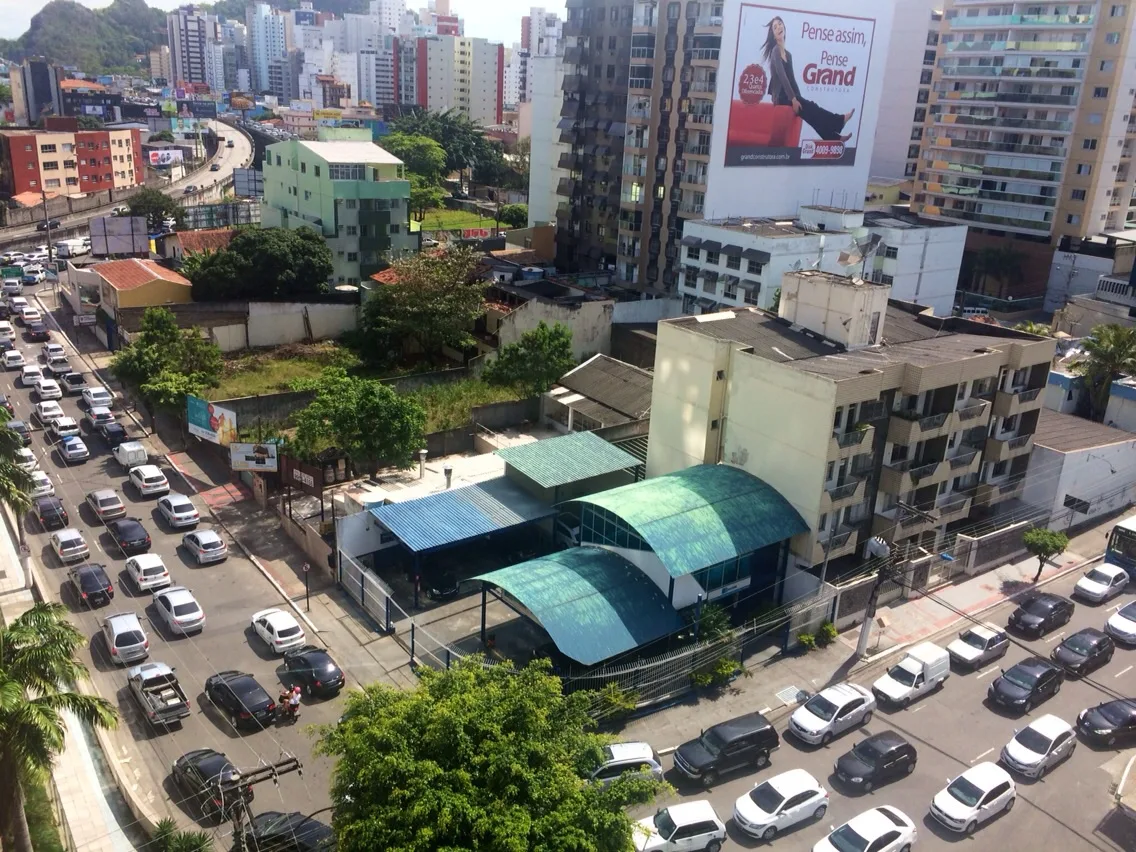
679, 201, 705, 215
937, 66, 1082, 83
944, 40, 1088, 54
889, 409, 951, 444
951, 399, 992, 431
937, 494, 973, 525
811, 526, 858, 566
872, 506, 937, 540
689, 48, 720, 62
694, 14, 724, 28
557, 152, 581, 170
1098, 274, 1136, 309
690, 79, 717, 93
991, 386, 1044, 418
879, 458, 944, 494
828, 424, 875, 460
820, 477, 867, 514
946, 450, 981, 478
688, 113, 714, 126
985, 433, 1034, 463
976, 475, 1026, 506
945, 12, 1093, 28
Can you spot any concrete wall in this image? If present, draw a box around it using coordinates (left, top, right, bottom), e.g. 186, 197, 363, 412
0, 184, 145, 228
1045, 371, 1082, 414
211, 301, 358, 351
610, 324, 657, 369
337, 507, 387, 557
1024, 438, 1136, 526
1106, 381, 1136, 430
1045, 250, 1116, 313
611, 297, 684, 324
497, 298, 614, 362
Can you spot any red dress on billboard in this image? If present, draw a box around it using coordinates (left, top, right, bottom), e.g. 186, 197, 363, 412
768, 50, 848, 142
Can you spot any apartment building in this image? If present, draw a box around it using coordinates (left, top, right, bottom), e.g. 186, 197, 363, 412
268, 51, 304, 103
167, 6, 216, 86
527, 54, 571, 226
260, 137, 415, 284
678, 206, 966, 315
247, 2, 288, 93
912, 0, 1136, 255
0, 128, 144, 198
148, 46, 173, 85
647, 269, 1056, 575
416, 36, 504, 125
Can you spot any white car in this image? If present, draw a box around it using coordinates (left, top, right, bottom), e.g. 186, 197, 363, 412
813, 806, 916, 852
1, 280, 18, 297
1000, 713, 1076, 779
732, 768, 828, 842
153, 586, 205, 635
20, 365, 43, 387
633, 801, 726, 852
34, 378, 61, 400
49, 416, 80, 440
34, 400, 63, 423
125, 554, 171, 592
946, 622, 1010, 670
15, 448, 38, 472
251, 608, 306, 654
157, 493, 199, 528
2, 350, 24, 369
8, 297, 28, 314
128, 464, 169, 497
82, 386, 114, 409
19, 308, 41, 325
1073, 563, 1129, 603
930, 762, 1016, 835
50, 528, 89, 563
182, 530, 228, 564
1106, 600, 1136, 645
29, 469, 54, 498
0, 321, 14, 340
41, 343, 65, 362
58, 436, 89, 464
788, 683, 876, 746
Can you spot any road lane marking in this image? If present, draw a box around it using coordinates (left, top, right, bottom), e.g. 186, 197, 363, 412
1044, 631, 1066, 644
759, 707, 771, 714
909, 705, 924, 713
1116, 665, 1132, 679
971, 747, 994, 763
1112, 602, 1126, 612
977, 665, 998, 679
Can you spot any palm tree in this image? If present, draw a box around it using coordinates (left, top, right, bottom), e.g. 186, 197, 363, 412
1071, 324, 1136, 421
151, 817, 213, 852
0, 409, 37, 587
0, 603, 118, 852
1012, 321, 1052, 337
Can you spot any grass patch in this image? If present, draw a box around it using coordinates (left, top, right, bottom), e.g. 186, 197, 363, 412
23, 769, 64, 852
416, 207, 501, 232
208, 342, 363, 400
411, 379, 523, 433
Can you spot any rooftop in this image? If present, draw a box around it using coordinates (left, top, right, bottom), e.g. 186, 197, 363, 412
554, 354, 653, 422
495, 430, 639, 489
688, 216, 838, 239
95, 259, 189, 291
1032, 409, 1136, 453
176, 228, 236, 254
60, 78, 108, 91
295, 139, 403, 166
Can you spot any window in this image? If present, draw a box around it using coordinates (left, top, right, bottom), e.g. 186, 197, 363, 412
303, 190, 310, 200
726, 254, 740, 270
914, 107, 927, 122
704, 251, 719, 265
314, 165, 320, 177
1089, 112, 1104, 125
346, 252, 358, 262
300, 162, 306, 173
747, 259, 763, 275
328, 164, 365, 180
1094, 86, 1110, 98
41, 161, 58, 171
686, 246, 700, 260
345, 198, 357, 209
1076, 163, 1093, 175
1067, 213, 1081, 225
1112, 4, 1126, 15
1084, 138, 1099, 150
1071, 188, 1087, 200
1107, 31, 1121, 43
884, 245, 898, 259
390, 224, 401, 234
346, 225, 358, 236
1101, 60, 1116, 71
44, 178, 60, 188
40, 144, 56, 154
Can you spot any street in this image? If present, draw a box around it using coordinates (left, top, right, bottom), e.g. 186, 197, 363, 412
642, 567, 1136, 851
13, 283, 344, 834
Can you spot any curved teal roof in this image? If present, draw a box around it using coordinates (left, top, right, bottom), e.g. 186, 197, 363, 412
473, 547, 684, 666
565, 464, 808, 579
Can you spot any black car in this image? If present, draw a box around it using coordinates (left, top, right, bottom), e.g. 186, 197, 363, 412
8, 420, 30, 446
106, 518, 151, 554
244, 811, 334, 852
36, 219, 61, 232
832, 730, 917, 793
171, 748, 254, 822
0, 394, 12, 416
1051, 627, 1115, 677
97, 422, 128, 448
988, 656, 1064, 714
34, 496, 68, 530
205, 670, 277, 730
25, 322, 49, 341
283, 645, 345, 697
210, 163, 221, 171
1077, 699, 1136, 747
1007, 593, 1074, 638
672, 711, 780, 787
67, 563, 114, 607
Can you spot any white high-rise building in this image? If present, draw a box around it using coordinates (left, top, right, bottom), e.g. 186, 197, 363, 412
358, 41, 398, 107
526, 54, 570, 226
205, 42, 226, 92
504, 46, 528, 108
370, 0, 406, 37
417, 36, 503, 125
167, 6, 215, 86
246, 2, 287, 93
521, 7, 562, 56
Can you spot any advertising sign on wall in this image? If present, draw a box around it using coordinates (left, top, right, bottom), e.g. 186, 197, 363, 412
148, 149, 184, 166
177, 99, 218, 119
186, 395, 238, 446
281, 455, 323, 497
230, 442, 279, 472
723, 3, 876, 168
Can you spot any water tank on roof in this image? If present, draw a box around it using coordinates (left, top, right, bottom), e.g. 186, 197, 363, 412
520, 266, 544, 280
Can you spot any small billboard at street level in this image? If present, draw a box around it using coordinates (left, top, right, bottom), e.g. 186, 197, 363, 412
281, 455, 323, 497
149, 149, 184, 166
230, 441, 279, 472
186, 395, 238, 446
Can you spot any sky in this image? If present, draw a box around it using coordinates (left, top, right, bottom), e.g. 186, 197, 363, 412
0, 0, 567, 45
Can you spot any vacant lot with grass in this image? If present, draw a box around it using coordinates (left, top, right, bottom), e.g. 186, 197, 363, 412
411, 379, 524, 433
208, 342, 362, 400
416, 207, 501, 232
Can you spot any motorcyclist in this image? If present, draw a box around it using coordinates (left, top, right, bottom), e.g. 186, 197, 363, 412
288, 685, 301, 716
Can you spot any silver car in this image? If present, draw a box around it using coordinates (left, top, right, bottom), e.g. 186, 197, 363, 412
50, 528, 89, 563
158, 494, 199, 528
182, 530, 228, 564
589, 742, 665, 787
102, 613, 149, 664
787, 683, 876, 746
153, 586, 206, 635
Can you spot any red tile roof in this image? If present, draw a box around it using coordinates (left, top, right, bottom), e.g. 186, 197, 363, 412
370, 268, 401, 285
96, 259, 190, 291
60, 78, 108, 92
10, 190, 58, 208
177, 228, 236, 254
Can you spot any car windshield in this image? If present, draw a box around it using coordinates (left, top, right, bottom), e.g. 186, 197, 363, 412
804, 694, 839, 721
116, 630, 145, 647
959, 630, 988, 650
947, 775, 984, 807
173, 602, 199, 617
1086, 569, 1115, 585
1023, 598, 1054, 616
698, 727, 727, 756
142, 566, 165, 576
278, 626, 301, 638
887, 665, 918, 687
1063, 633, 1097, 655
1003, 666, 1040, 690
852, 740, 884, 766
60, 535, 82, 548
746, 781, 784, 814
826, 824, 870, 852
1014, 726, 1053, 755
1099, 702, 1136, 726
98, 497, 119, 508
652, 810, 677, 838
200, 540, 223, 550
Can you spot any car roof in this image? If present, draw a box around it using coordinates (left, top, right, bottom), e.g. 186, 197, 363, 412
606, 741, 654, 762
90, 488, 120, 500
711, 711, 773, 737
105, 612, 143, 630
664, 799, 718, 825
959, 761, 1012, 789
1027, 713, 1074, 739
54, 527, 83, 540
1067, 627, 1107, 643
1012, 656, 1058, 675
129, 553, 164, 568
254, 608, 297, 627
110, 518, 144, 529
159, 586, 195, 603
131, 464, 164, 477
54, 416, 77, 424
128, 661, 174, 679
88, 406, 112, 415
862, 730, 909, 752
845, 806, 913, 839
35, 495, 62, 508
163, 493, 193, 504
766, 768, 821, 797
818, 682, 869, 703
36, 377, 58, 385
192, 529, 223, 542
1024, 593, 1065, 608
1095, 563, 1128, 577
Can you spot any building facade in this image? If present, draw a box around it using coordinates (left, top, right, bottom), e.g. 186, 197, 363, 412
167, 6, 215, 86
0, 128, 144, 198
9, 59, 63, 126
260, 137, 415, 284
527, 54, 571, 226
148, 46, 173, 85
247, 2, 288, 93
416, 35, 504, 125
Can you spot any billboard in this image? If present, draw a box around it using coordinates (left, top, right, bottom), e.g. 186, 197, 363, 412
233, 168, 264, 199
186, 395, 238, 446
177, 99, 218, 120
281, 455, 323, 497
148, 149, 184, 166
89, 216, 150, 256
230, 441, 279, 472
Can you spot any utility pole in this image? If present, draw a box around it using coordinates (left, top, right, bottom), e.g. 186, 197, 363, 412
218, 755, 303, 852
40, 185, 57, 301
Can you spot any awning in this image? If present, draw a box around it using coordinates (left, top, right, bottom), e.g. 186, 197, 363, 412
557, 118, 576, 130
700, 240, 722, 252
742, 248, 771, 263
680, 235, 703, 247
720, 244, 743, 255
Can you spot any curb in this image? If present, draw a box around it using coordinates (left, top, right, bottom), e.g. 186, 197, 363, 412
163, 452, 322, 636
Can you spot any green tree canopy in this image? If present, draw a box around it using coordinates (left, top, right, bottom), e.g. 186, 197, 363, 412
360, 245, 486, 363
498, 203, 528, 229
484, 321, 575, 396
151, 818, 213, 852
0, 83, 13, 104
317, 658, 662, 852
1012, 321, 1052, 337
188, 226, 334, 301
1022, 527, 1069, 572
1072, 323, 1136, 421
126, 186, 184, 231
380, 133, 447, 183
76, 115, 103, 130
408, 174, 446, 222
292, 368, 426, 472
149, 129, 176, 143
389, 108, 498, 176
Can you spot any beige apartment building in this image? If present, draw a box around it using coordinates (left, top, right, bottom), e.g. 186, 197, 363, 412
911, 0, 1136, 259
646, 270, 1056, 576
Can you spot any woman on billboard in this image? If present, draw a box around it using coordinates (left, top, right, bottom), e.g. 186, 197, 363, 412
763, 15, 854, 142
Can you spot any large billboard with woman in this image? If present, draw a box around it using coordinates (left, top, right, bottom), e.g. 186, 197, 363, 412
722, 3, 878, 168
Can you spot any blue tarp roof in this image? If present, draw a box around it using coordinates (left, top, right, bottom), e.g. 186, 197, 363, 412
368, 476, 556, 553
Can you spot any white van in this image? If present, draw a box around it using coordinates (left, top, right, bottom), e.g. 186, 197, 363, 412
871, 642, 950, 708
112, 441, 148, 469
55, 239, 88, 259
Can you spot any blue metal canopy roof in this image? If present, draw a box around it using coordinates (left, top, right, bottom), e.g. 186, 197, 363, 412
474, 547, 685, 665
368, 476, 556, 553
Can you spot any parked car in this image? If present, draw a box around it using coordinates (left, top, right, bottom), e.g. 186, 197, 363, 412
46, 359, 71, 378
68, 563, 114, 607
1000, 714, 1076, 779
81, 386, 114, 409
19, 308, 42, 326
158, 493, 199, 528
106, 518, 151, 555
1007, 593, 1074, 638
112, 441, 148, 469
61, 372, 88, 395
20, 365, 43, 387
731, 768, 828, 842
1073, 563, 1129, 603
182, 530, 228, 564
204, 670, 276, 730
1051, 628, 1115, 677
0, 393, 13, 416
50, 528, 89, 563
788, 683, 875, 746
930, 762, 1016, 835
57, 436, 90, 464
2, 350, 24, 370
101, 612, 149, 664
871, 642, 950, 708
24, 321, 48, 341
153, 586, 205, 634
8, 420, 30, 446
1077, 699, 1136, 747
171, 748, 253, 822
127, 661, 190, 728
125, 554, 171, 593
813, 806, 916, 852
97, 422, 128, 448
34, 495, 68, 530
14, 447, 38, 472
587, 741, 664, 788
242, 811, 333, 852
86, 488, 126, 521
988, 656, 1064, 715
128, 464, 169, 497
82, 406, 115, 432
29, 470, 54, 498
832, 730, 917, 793
41, 342, 65, 361
33, 377, 61, 400
632, 801, 726, 852
1106, 601, 1136, 645
673, 711, 780, 787
33, 400, 64, 424
250, 608, 305, 654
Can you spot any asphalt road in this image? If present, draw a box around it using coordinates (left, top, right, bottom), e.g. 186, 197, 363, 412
11, 286, 345, 834
644, 570, 1136, 852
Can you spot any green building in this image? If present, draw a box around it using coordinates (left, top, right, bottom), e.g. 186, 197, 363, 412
260, 137, 415, 284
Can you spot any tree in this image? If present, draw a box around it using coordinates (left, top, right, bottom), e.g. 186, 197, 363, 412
148, 130, 176, 143
408, 174, 446, 222
126, 186, 184, 231
514, 136, 531, 187
292, 369, 426, 472
151, 818, 212, 852
389, 108, 499, 177
1023, 527, 1069, 581
360, 245, 486, 363
380, 133, 447, 183
1013, 321, 1052, 337
0, 603, 118, 852
76, 115, 103, 130
188, 227, 334, 302
316, 658, 662, 852
484, 321, 575, 396
972, 244, 1025, 298
1071, 324, 1136, 421
498, 203, 528, 229
0, 83, 11, 104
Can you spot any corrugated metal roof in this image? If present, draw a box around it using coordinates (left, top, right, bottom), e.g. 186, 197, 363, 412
558, 354, 654, 421
496, 431, 639, 489
474, 547, 685, 665
368, 477, 556, 553
566, 464, 808, 578
1033, 409, 1136, 453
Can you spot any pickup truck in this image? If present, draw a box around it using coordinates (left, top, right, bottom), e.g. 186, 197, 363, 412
127, 662, 190, 727
60, 372, 88, 395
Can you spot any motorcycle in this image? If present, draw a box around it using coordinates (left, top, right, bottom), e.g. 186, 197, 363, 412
277, 695, 300, 724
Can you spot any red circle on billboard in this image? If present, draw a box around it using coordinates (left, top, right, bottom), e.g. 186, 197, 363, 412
738, 64, 768, 103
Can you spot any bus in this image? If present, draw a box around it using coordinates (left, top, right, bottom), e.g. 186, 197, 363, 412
1105, 514, 1136, 572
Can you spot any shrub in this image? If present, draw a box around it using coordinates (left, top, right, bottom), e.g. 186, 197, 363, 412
797, 632, 817, 651
691, 656, 742, 689
593, 682, 639, 721
816, 621, 838, 647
